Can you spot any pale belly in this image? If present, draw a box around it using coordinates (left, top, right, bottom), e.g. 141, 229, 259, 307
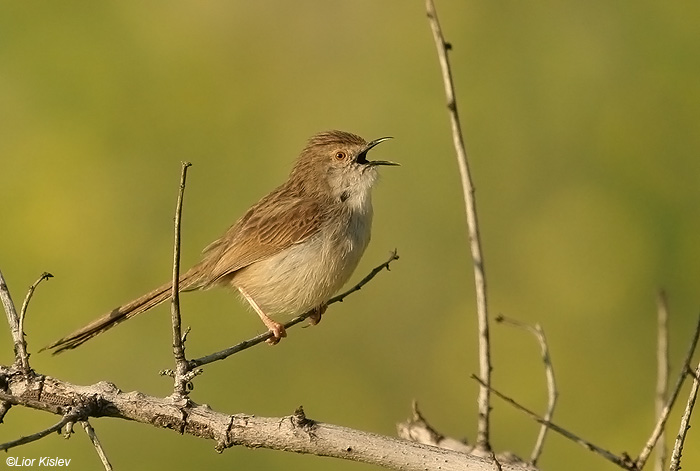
230, 211, 372, 316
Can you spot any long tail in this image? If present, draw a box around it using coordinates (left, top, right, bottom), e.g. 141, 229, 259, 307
43, 269, 203, 354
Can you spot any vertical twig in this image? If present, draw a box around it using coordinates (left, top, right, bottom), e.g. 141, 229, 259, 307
496, 316, 557, 465
81, 421, 113, 471
636, 313, 700, 469
0, 270, 31, 373
170, 161, 192, 398
654, 291, 669, 471
425, 0, 492, 451
669, 361, 700, 471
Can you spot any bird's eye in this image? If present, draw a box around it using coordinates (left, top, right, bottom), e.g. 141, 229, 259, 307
335, 151, 347, 160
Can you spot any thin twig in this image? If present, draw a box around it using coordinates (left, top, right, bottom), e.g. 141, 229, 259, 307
635, 313, 700, 469
425, 0, 491, 452
0, 270, 30, 373
0, 401, 11, 424
188, 250, 399, 368
654, 291, 669, 471
496, 316, 557, 466
81, 421, 113, 471
170, 161, 192, 398
669, 360, 700, 471
471, 375, 636, 470
18, 272, 53, 346
0, 411, 81, 451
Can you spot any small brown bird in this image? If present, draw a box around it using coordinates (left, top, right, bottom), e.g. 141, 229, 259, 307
45, 130, 397, 353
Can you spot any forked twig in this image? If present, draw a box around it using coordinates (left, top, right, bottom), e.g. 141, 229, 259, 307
188, 250, 399, 369
483, 313, 700, 470
496, 315, 557, 466
0, 270, 30, 373
635, 313, 700, 469
471, 375, 636, 470
425, 0, 492, 451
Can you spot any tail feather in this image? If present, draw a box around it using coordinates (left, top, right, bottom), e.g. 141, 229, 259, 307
44, 269, 202, 354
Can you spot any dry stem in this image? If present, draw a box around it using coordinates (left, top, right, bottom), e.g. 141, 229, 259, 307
669, 360, 700, 471
496, 315, 557, 466
168, 161, 193, 398
425, 0, 492, 452
654, 291, 669, 471
0, 271, 30, 373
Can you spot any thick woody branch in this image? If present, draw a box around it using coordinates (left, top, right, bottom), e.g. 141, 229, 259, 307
0, 366, 529, 471
187, 250, 399, 368
425, 0, 492, 452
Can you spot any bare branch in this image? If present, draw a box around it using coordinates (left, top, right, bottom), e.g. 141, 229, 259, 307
80, 421, 113, 471
18, 272, 53, 345
425, 0, 492, 452
496, 316, 557, 466
0, 366, 529, 471
635, 313, 700, 469
169, 161, 193, 398
0, 270, 30, 373
654, 291, 669, 471
669, 360, 700, 471
0, 410, 81, 452
188, 250, 399, 369
471, 375, 636, 470
397, 400, 473, 453
0, 400, 11, 423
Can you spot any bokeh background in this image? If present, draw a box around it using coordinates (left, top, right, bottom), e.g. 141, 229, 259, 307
1, 2, 699, 470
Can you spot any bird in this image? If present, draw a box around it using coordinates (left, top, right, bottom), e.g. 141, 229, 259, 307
44, 130, 397, 354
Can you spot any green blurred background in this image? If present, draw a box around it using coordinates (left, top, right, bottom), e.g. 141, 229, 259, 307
1, 2, 699, 470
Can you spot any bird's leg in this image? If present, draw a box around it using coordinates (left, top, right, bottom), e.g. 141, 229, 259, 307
308, 303, 327, 325
238, 286, 287, 345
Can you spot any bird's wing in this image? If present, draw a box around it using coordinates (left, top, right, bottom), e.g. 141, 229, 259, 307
201, 192, 323, 283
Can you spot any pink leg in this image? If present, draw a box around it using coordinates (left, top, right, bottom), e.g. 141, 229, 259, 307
238, 286, 286, 345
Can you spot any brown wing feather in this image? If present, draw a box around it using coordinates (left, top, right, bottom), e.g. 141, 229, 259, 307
201, 190, 322, 284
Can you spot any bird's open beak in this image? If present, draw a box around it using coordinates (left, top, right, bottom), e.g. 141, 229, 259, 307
359, 137, 400, 167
